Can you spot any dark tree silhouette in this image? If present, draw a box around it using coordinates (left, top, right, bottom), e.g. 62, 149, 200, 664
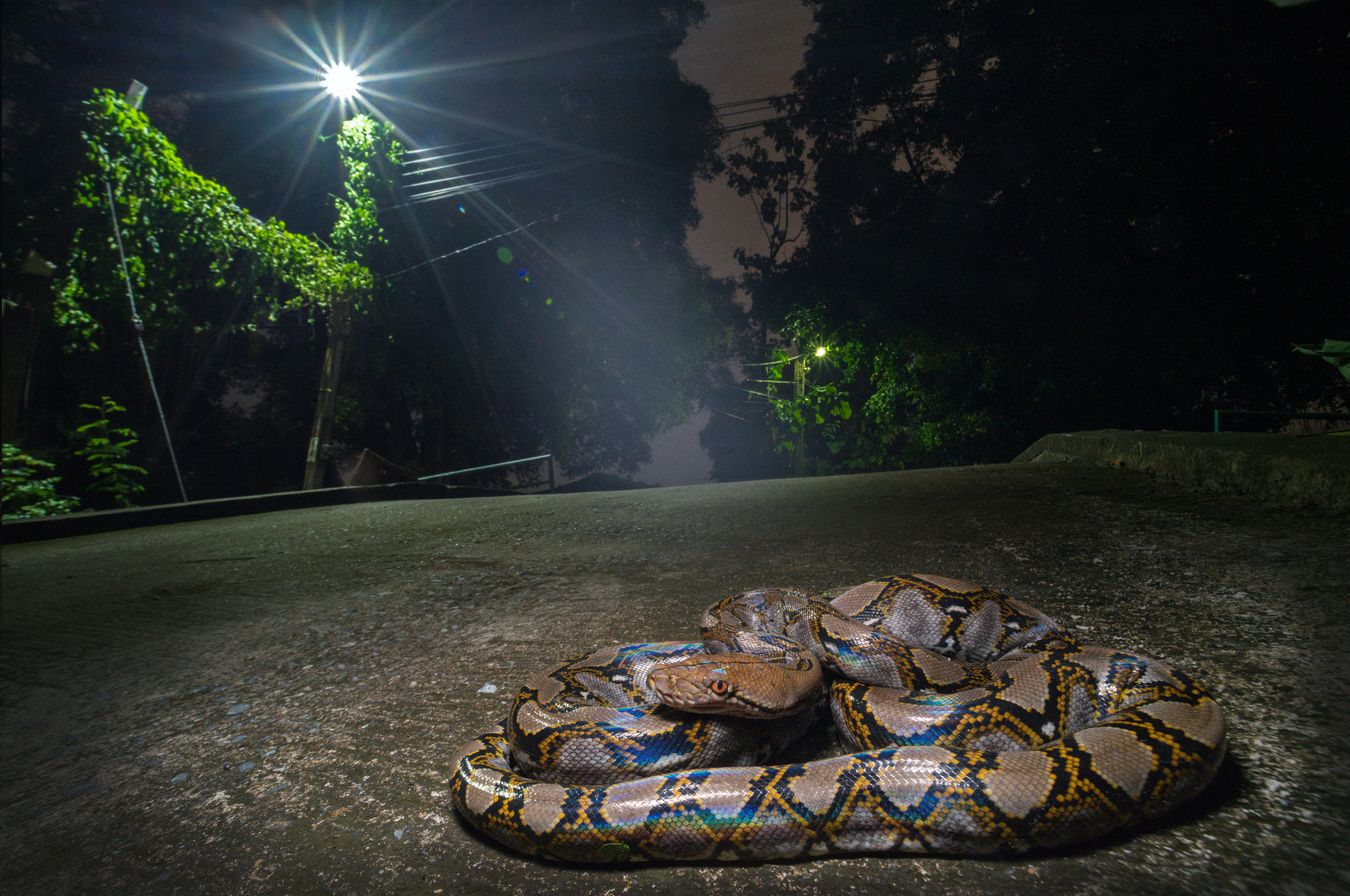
711, 0, 1350, 474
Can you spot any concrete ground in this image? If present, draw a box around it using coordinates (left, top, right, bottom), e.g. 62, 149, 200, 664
2, 451, 1348, 894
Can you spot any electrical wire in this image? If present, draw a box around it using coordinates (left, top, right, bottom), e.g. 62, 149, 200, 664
381, 205, 570, 279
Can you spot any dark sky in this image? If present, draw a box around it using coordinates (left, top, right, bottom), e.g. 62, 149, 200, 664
638, 0, 814, 486
678, 0, 815, 281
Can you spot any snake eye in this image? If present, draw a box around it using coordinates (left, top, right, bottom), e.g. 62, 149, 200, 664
709, 679, 729, 696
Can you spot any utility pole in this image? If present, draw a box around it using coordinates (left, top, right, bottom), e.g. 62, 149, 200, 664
302, 291, 352, 490
299, 111, 400, 489
792, 355, 806, 476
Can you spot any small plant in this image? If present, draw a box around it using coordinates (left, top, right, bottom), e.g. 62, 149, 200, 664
73, 396, 148, 508
2, 443, 80, 520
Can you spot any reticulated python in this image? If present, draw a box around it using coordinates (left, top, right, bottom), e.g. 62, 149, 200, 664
451, 574, 1226, 862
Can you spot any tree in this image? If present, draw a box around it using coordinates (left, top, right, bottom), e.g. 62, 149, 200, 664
714, 0, 1350, 473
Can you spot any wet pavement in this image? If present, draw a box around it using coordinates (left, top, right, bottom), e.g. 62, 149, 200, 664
2, 460, 1347, 895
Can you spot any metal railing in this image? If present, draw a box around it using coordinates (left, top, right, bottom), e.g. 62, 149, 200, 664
1212, 409, 1350, 433
417, 452, 555, 491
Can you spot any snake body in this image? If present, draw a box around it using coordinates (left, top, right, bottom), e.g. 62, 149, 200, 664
451, 575, 1226, 862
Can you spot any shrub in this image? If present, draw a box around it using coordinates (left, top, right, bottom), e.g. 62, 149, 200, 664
1, 443, 80, 520
73, 396, 147, 508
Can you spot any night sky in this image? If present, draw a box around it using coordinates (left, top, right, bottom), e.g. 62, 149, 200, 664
642, 0, 815, 486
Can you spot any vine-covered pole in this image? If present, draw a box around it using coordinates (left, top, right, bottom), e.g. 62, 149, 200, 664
74, 79, 187, 504
301, 114, 402, 490
302, 293, 353, 489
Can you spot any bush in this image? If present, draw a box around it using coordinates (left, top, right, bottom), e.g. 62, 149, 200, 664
73, 396, 147, 508
1, 443, 80, 520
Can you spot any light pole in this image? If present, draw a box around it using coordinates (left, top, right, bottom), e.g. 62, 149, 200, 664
790, 346, 828, 476
302, 292, 353, 490
302, 64, 368, 491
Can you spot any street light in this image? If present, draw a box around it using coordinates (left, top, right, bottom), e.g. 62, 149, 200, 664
321, 63, 362, 101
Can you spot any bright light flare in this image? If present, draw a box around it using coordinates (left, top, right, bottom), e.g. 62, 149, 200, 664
814, 346, 829, 358
322, 63, 363, 100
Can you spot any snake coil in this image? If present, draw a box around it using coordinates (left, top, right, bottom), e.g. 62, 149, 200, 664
451, 574, 1225, 862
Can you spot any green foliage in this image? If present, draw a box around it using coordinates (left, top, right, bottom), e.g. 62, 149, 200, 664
3, 399, 150, 516
762, 352, 853, 464
2, 443, 80, 520
54, 89, 371, 350
752, 309, 1009, 472
72, 396, 148, 508
331, 114, 403, 270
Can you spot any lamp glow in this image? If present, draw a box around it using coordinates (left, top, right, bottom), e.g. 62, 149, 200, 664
322, 63, 362, 100
814, 345, 828, 358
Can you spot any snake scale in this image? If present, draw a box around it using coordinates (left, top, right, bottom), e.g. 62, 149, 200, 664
451, 574, 1226, 862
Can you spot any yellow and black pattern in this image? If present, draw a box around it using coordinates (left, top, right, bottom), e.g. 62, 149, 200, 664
825, 574, 1072, 661
451, 574, 1226, 862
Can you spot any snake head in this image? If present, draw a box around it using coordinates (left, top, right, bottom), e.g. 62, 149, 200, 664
648, 653, 821, 719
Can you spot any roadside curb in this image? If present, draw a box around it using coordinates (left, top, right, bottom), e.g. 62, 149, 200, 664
0, 481, 513, 544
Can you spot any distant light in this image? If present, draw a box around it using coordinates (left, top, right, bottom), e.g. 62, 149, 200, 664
322, 63, 362, 100
814, 345, 828, 358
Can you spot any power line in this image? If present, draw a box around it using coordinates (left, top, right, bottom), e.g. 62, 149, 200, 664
381, 160, 589, 212
720, 117, 788, 136
710, 76, 939, 120
400, 144, 537, 176
718, 104, 780, 119
713, 93, 796, 110
403, 138, 508, 155
405, 158, 570, 194
385, 83, 946, 274
381, 204, 576, 279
